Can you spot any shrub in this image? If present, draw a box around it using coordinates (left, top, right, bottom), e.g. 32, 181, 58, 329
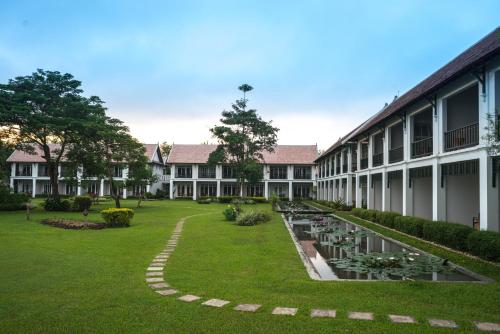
244, 199, 256, 204
73, 196, 92, 212
218, 196, 237, 204
43, 197, 71, 211
376, 211, 401, 229
223, 206, 238, 221
197, 199, 211, 204
245, 196, 268, 203
0, 186, 29, 211
236, 210, 272, 226
393, 216, 424, 237
101, 208, 134, 227
467, 230, 500, 262
155, 189, 167, 199
270, 193, 279, 209
231, 198, 246, 205
422, 220, 473, 251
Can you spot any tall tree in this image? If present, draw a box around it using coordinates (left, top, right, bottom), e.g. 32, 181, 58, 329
208, 84, 279, 196
126, 162, 159, 208
68, 116, 146, 208
159, 141, 172, 160
0, 129, 16, 184
0, 69, 106, 199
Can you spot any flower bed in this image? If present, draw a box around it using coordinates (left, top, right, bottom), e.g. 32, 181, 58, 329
40, 219, 106, 230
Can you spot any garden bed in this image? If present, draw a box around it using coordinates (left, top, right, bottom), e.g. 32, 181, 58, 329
40, 218, 106, 230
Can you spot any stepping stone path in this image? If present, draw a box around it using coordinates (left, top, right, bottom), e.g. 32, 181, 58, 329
311, 309, 336, 318
272, 307, 298, 316
234, 304, 261, 312
348, 312, 374, 321
428, 319, 458, 328
389, 315, 416, 324
144, 216, 500, 331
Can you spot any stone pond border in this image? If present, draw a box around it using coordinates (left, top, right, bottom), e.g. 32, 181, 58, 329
143, 215, 500, 332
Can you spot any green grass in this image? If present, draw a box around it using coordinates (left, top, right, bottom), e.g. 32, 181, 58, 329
1, 200, 499, 333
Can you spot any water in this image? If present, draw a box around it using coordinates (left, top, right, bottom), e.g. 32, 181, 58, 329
289, 215, 485, 282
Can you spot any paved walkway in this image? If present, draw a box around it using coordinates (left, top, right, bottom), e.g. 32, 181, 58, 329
145, 216, 500, 332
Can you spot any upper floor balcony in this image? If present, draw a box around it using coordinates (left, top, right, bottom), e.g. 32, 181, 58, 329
372, 133, 384, 167
388, 122, 404, 163
198, 165, 216, 178
411, 107, 433, 159
15, 163, 32, 176
175, 165, 192, 178
293, 166, 312, 180
270, 165, 287, 179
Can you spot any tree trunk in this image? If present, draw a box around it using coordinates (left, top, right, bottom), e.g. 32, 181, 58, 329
137, 191, 143, 208
48, 162, 60, 199
108, 174, 121, 208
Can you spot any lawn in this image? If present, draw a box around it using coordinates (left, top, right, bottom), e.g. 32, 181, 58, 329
0, 199, 499, 333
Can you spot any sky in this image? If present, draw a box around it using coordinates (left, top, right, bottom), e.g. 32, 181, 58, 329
0, 1, 499, 151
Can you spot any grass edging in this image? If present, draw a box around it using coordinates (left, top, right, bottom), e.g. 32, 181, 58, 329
335, 211, 500, 282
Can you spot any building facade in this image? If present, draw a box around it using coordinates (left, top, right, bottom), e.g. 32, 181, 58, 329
7, 143, 168, 198
166, 144, 317, 200
315, 28, 500, 232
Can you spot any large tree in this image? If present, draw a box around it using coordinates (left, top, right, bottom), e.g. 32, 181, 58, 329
208, 84, 279, 196
68, 116, 146, 208
0, 69, 106, 199
126, 161, 159, 208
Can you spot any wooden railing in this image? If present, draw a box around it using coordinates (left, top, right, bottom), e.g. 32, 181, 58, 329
372, 153, 384, 167
389, 146, 404, 163
411, 137, 433, 158
444, 123, 479, 151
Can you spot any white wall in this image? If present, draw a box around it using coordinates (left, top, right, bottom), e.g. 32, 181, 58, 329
373, 177, 383, 211
413, 176, 432, 220
390, 177, 403, 214
446, 174, 479, 226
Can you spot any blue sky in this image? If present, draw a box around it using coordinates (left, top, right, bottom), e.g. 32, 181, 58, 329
1, 1, 499, 150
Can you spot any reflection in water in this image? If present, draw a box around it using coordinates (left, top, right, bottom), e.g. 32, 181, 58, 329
290, 215, 479, 282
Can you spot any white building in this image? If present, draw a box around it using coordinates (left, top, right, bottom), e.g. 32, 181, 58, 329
316, 28, 500, 231
166, 144, 317, 200
7, 143, 167, 198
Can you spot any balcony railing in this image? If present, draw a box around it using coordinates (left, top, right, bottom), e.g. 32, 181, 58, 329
444, 123, 479, 152
389, 146, 404, 163
360, 158, 368, 170
372, 153, 384, 167
411, 137, 433, 158
342, 164, 347, 173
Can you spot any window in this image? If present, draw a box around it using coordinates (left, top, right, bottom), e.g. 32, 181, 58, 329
38, 164, 49, 176
198, 165, 216, 178
270, 166, 287, 179
223, 184, 237, 196
17, 164, 32, 176
176, 184, 193, 197
200, 183, 217, 197
65, 184, 75, 195
113, 166, 123, 178
222, 165, 235, 178
270, 184, 287, 197
87, 182, 99, 195
176, 165, 192, 178
246, 184, 263, 197
43, 183, 51, 194
293, 184, 310, 198
294, 166, 311, 179
163, 167, 170, 176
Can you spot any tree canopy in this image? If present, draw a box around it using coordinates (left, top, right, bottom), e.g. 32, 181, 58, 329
208, 84, 278, 195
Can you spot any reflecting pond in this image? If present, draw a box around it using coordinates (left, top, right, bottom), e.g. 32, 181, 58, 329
288, 214, 486, 282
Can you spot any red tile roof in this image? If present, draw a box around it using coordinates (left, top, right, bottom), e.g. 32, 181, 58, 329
167, 144, 318, 164
7, 143, 160, 163
316, 27, 500, 161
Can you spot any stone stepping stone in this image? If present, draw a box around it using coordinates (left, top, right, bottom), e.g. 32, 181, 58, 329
202, 299, 230, 308
388, 315, 416, 324
152, 259, 167, 263
272, 307, 297, 316
475, 322, 500, 332
178, 294, 201, 302
147, 266, 163, 271
311, 309, 336, 318
348, 312, 374, 320
150, 262, 165, 267
428, 319, 458, 328
145, 277, 164, 283
155, 255, 169, 259
146, 272, 163, 277
234, 304, 261, 312
149, 283, 169, 289
156, 289, 178, 296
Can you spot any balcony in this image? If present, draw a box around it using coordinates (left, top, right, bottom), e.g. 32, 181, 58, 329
411, 137, 433, 158
444, 123, 479, 152
342, 164, 347, 173
360, 157, 368, 170
198, 170, 216, 179
336, 166, 340, 174
389, 146, 404, 163
372, 153, 384, 167
351, 161, 357, 172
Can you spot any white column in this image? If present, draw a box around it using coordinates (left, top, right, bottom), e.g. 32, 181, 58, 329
77, 167, 82, 196
169, 179, 174, 199
32, 178, 36, 198
432, 160, 445, 221
9, 175, 14, 190
404, 115, 411, 161
355, 174, 361, 208
216, 180, 221, 197
357, 141, 361, 169
122, 188, 127, 199
383, 128, 389, 165
288, 181, 293, 201
367, 173, 374, 209
347, 147, 353, 173
402, 167, 413, 216
479, 153, 499, 231
382, 172, 389, 211
100, 179, 104, 196
216, 165, 222, 179
193, 180, 197, 200
368, 135, 374, 168
346, 175, 353, 205
122, 167, 128, 199
146, 184, 151, 193
340, 152, 344, 175
264, 181, 269, 199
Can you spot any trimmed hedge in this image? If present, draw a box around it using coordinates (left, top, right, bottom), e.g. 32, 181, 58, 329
101, 208, 134, 227
236, 211, 272, 226
43, 198, 71, 211
73, 196, 92, 212
0, 186, 29, 211
467, 231, 500, 262
350, 207, 499, 262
